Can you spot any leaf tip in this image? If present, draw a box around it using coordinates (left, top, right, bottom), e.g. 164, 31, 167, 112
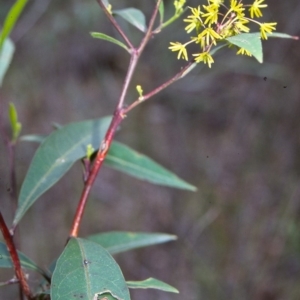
185, 184, 197, 192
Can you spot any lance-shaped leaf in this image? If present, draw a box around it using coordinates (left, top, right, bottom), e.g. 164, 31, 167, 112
90, 32, 130, 52
0, 242, 45, 275
126, 278, 179, 293
267, 32, 299, 39
0, 38, 15, 86
88, 231, 177, 254
51, 238, 130, 300
0, 0, 28, 49
226, 32, 263, 63
20, 134, 46, 143
113, 8, 147, 32
14, 116, 195, 226
13, 117, 112, 227
38, 231, 176, 293
158, 1, 164, 24
105, 142, 196, 191
21, 135, 195, 191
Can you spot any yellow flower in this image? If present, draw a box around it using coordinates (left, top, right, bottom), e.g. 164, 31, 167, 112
202, 4, 219, 25
234, 19, 250, 33
197, 27, 221, 48
184, 6, 202, 33
193, 52, 214, 67
249, 0, 267, 18
230, 0, 245, 17
168, 0, 279, 68
169, 42, 188, 60
208, 0, 224, 6
260, 22, 277, 39
237, 47, 252, 56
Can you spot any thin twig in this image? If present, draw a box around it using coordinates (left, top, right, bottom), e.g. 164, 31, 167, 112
0, 101, 23, 300
124, 61, 194, 114
69, 111, 124, 237
0, 101, 17, 213
117, 53, 139, 110
0, 211, 32, 299
96, 0, 134, 49
138, 0, 162, 53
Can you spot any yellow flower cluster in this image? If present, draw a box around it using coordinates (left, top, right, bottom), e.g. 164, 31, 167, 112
169, 0, 277, 67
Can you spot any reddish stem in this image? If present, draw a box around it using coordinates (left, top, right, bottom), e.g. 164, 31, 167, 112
123, 61, 194, 114
0, 211, 32, 299
0, 103, 18, 215
69, 0, 163, 237
96, 0, 134, 49
69, 109, 124, 237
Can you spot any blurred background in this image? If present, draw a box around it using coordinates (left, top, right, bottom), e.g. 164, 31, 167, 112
1, 0, 300, 299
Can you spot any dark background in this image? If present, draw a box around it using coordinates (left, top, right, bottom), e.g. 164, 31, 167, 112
1, 0, 300, 299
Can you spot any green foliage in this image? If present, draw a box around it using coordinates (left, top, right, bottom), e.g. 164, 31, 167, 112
0, 0, 295, 299
113, 8, 146, 32
37, 231, 176, 295
126, 278, 179, 293
158, 1, 164, 24
226, 33, 263, 63
0, 38, 15, 86
0, 242, 45, 275
106, 141, 196, 191
0, 0, 28, 85
0, 0, 28, 49
90, 32, 129, 52
87, 231, 177, 254
13, 117, 195, 227
20, 134, 46, 143
13, 117, 112, 227
51, 238, 130, 300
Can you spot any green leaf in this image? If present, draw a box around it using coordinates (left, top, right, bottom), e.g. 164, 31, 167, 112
126, 278, 179, 293
0, 0, 28, 49
267, 32, 299, 39
158, 1, 164, 23
8, 102, 22, 142
90, 32, 129, 52
226, 32, 263, 63
51, 238, 130, 300
19, 136, 196, 190
20, 134, 46, 143
105, 142, 197, 191
0, 241, 44, 275
88, 231, 177, 254
113, 8, 147, 32
13, 116, 112, 227
0, 38, 15, 86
